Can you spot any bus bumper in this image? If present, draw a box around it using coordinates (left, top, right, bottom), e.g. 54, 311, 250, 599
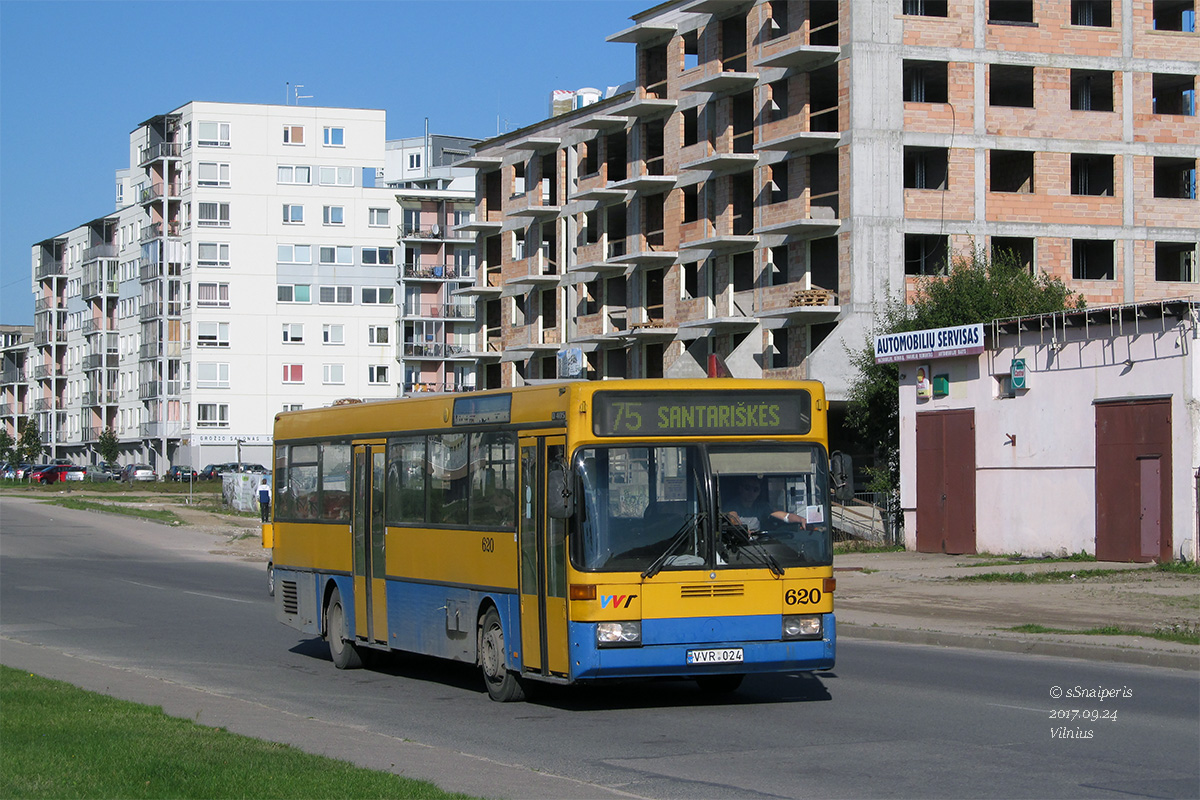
567, 613, 835, 681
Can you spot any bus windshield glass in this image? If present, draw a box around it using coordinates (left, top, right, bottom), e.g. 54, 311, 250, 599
572, 443, 831, 573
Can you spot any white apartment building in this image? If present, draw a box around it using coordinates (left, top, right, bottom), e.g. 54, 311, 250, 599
29, 102, 409, 471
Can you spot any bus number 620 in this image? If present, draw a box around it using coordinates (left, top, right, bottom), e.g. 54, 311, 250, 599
785, 587, 821, 605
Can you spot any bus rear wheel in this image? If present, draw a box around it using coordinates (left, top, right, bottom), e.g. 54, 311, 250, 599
326, 587, 362, 670
696, 674, 744, 694
479, 607, 524, 702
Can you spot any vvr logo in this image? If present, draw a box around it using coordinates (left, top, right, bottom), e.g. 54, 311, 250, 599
601, 594, 637, 609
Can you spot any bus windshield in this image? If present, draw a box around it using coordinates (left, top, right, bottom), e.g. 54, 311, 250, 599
572, 443, 831, 573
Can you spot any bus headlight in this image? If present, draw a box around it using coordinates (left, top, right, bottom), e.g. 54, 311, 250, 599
782, 615, 822, 640
596, 621, 642, 647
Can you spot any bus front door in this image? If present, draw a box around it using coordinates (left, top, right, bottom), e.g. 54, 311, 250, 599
352, 444, 388, 647
518, 436, 570, 679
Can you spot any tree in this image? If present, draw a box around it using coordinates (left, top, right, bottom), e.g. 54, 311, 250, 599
0, 429, 15, 465
846, 248, 1084, 499
96, 427, 120, 465
17, 418, 45, 464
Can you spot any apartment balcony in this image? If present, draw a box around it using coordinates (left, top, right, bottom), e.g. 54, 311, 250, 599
675, 315, 760, 341
139, 381, 181, 401
138, 142, 182, 166
0, 403, 13, 417
509, 136, 562, 154
1, 369, 25, 385
754, 131, 840, 157
627, 320, 679, 341
33, 397, 56, 411
402, 381, 478, 395
33, 330, 68, 346
35, 296, 64, 313
678, 227, 759, 257
610, 92, 677, 121
82, 279, 119, 300
754, 43, 840, 73
680, 71, 759, 98
452, 217, 503, 236
81, 319, 109, 335
140, 421, 182, 439
607, 20, 675, 44
31, 364, 54, 380
35, 260, 64, 280
507, 194, 562, 220
754, 214, 841, 241
139, 221, 182, 244
756, 288, 841, 326
461, 336, 504, 361
680, 152, 758, 179
570, 114, 630, 132
138, 181, 182, 205
140, 302, 161, 322
83, 244, 119, 263
608, 173, 677, 195
402, 341, 446, 358
398, 224, 474, 242
400, 302, 477, 321
400, 262, 465, 281
83, 353, 120, 371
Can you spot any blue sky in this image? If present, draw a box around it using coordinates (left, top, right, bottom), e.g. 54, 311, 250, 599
0, 0, 645, 325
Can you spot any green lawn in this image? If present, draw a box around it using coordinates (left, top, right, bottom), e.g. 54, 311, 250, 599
0, 666, 475, 799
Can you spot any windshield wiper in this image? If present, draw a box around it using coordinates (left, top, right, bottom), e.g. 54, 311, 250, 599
642, 513, 706, 579
720, 518, 785, 577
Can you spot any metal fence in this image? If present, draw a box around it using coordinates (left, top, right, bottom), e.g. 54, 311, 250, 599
831, 491, 901, 546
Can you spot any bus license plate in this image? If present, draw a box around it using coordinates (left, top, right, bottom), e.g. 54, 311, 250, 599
687, 648, 744, 665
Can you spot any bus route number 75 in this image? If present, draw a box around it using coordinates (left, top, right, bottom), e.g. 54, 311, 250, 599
611, 401, 643, 433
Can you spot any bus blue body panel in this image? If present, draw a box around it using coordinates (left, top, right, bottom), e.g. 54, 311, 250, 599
383, 578, 519, 666
568, 614, 835, 680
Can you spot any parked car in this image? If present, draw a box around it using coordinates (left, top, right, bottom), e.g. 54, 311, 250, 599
122, 464, 156, 482
167, 465, 198, 482
198, 464, 224, 480
30, 464, 67, 484
0, 463, 13, 479
13, 463, 33, 479
63, 465, 88, 482
96, 463, 120, 481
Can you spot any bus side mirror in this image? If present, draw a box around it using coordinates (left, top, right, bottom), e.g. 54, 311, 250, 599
547, 468, 574, 519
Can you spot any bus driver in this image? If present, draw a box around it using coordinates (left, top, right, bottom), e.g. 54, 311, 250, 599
721, 475, 805, 532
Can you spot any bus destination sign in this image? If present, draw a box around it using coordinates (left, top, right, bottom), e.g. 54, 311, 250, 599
453, 393, 512, 426
593, 390, 811, 437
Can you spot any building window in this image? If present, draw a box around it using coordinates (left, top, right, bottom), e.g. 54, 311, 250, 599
197, 403, 230, 427
197, 162, 230, 187
277, 165, 311, 185
1071, 0, 1112, 26
903, 147, 948, 190
408, 152, 421, 169
769, 80, 789, 122
283, 125, 304, 145
1071, 70, 1114, 112
769, 162, 790, 203
282, 204, 304, 224
197, 121, 230, 147
1154, 157, 1197, 198
318, 166, 354, 186
681, 261, 700, 299
197, 321, 230, 347
323, 127, 345, 146
322, 205, 344, 225
277, 284, 311, 303
282, 364, 304, 384
196, 363, 229, 389
1070, 154, 1114, 196
991, 237, 1035, 272
362, 247, 394, 265
197, 282, 230, 307
368, 325, 389, 344
197, 242, 230, 268
903, 60, 949, 103
319, 245, 353, 265
1072, 239, 1115, 280
319, 286, 353, 304
1153, 74, 1196, 115
197, 202, 230, 227
904, 0, 948, 15
282, 323, 304, 343
1155, 242, 1197, 282
277, 244, 311, 264
361, 287, 394, 305
369, 208, 389, 226
323, 324, 344, 345
988, 0, 1034, 24
368, 365, 389, 384
682, 185, 699, 223
990, 65, 1035, 107
904, 234, 948, 275
770, 328, 790, 369
1153, 1, 1196, 31
991, 150, 1035, 193
323, 364, 345, 384
282, 404, 303, 412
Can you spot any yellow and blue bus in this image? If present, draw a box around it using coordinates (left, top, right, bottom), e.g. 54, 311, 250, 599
268, 379, 835, 701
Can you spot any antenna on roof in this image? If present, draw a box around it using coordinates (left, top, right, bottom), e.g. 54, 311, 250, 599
293, 84, 313, 105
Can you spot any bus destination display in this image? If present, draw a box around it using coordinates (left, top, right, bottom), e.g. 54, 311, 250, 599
593, 390, 810, 437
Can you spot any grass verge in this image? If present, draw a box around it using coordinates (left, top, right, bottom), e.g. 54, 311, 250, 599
834, 540, 905, 555
1005, 623, 1200, 646
0, 666, 473, 799
962, 551, 1097, 568
45, 498, 184, 525
957, 568, 1130, 583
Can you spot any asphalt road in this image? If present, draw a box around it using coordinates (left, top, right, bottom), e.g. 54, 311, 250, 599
2, 497, 1197, 799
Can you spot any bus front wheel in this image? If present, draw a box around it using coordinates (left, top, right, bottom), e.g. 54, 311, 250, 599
479, 607, 525, 702
326, 587, 362, 670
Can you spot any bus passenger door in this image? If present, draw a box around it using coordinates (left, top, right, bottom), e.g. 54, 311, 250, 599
352, 444, 389, 646
518, 436, 570, 679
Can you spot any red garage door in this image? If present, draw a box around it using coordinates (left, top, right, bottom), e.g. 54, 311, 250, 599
1095, 399, 1172, 562
916, 409, 977, 554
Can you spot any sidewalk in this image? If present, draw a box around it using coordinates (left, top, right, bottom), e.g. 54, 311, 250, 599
833, 551, 1198, 670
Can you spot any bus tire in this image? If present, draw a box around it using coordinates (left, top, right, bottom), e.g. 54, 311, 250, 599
696, 674, 744, 694
478, 607, 524, 702
266, 562, 275, 597
325, 587, 362, 670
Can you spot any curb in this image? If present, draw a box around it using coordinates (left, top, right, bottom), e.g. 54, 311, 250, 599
839, 622, 1199, 671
